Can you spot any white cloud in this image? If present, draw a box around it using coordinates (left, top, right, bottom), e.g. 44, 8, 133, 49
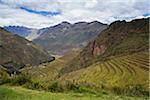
0, 0, 149, 28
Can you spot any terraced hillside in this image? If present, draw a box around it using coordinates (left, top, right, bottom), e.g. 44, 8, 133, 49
22, 51, 79, 83
23, 50, 149, 93
58, 51, 149, 90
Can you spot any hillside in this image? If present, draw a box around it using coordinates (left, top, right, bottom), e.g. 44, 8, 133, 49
23, 51, 149, 94
60, 18, 149, 74
23, 51, 79, 83
0, 28, 55, 74
33, 21, 107, 55
58, 51, 149, 90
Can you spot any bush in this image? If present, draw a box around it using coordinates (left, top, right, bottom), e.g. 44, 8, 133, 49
75, 86, 97, 94
0, 74, 31, 85
65, 81, 79, 91
47, 81, 64, 92
10, 74, 31, 85
0, 78, 11, 85
111, 84, 149, 96
23, 81, 43, 90
63, 81, 101, 95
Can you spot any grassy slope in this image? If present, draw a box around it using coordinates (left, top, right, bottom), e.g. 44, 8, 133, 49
0, 86, 148, 100
58, 51, 149, 90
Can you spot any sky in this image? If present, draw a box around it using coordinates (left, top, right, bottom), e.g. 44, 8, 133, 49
0, 0, 149, 29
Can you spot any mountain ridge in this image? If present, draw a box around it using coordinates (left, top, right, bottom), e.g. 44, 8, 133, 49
33, 21, 108, 55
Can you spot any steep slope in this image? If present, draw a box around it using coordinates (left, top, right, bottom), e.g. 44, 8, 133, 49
0, 28, 55, 73
58, 51, 149, 90
33, 21, 107, 55
4, 26, 39, 40
60, 18, 149, 74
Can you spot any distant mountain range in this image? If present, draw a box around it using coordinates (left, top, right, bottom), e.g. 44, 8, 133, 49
4, 21, 108, 55
4, 26, 39, 41
0, 27, 55, 74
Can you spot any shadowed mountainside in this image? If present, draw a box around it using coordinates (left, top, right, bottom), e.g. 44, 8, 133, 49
0, 27, 55, 74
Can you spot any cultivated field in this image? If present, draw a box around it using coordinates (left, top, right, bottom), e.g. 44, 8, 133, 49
58, 51, 149, 90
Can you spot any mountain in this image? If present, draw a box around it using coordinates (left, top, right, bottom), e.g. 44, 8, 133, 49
33, 21, 108, 55
60, 18, 149, 74
0, 27, 55, 74
4, 26, 39, 40
23, 18, 149, 94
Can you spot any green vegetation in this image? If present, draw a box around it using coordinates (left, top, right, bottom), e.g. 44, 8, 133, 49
0, 67, 9, 79
0, 86, 149, 100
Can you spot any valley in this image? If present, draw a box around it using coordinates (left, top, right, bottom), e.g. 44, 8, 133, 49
0, 17, 149, 100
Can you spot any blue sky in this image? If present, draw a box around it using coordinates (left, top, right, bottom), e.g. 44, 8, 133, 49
0, 0, 149, 28
20, 7, 61, 16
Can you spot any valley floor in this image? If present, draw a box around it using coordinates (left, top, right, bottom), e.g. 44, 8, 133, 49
0, 86, 149, 100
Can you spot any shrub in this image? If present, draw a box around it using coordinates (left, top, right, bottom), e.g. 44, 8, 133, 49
0, 74, 31, 85
0, 78, 11, 85
10, 74, 31, 85
111, 84, 149, 96
23, 81, 43, 90
47, 81, 64, 92
65, 81, 79, 91
75, 86, 97, 94
63, 81, 102, 95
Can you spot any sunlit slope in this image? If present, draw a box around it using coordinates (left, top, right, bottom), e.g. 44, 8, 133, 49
58, 51, 149, 90
23, 52, 78, 82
